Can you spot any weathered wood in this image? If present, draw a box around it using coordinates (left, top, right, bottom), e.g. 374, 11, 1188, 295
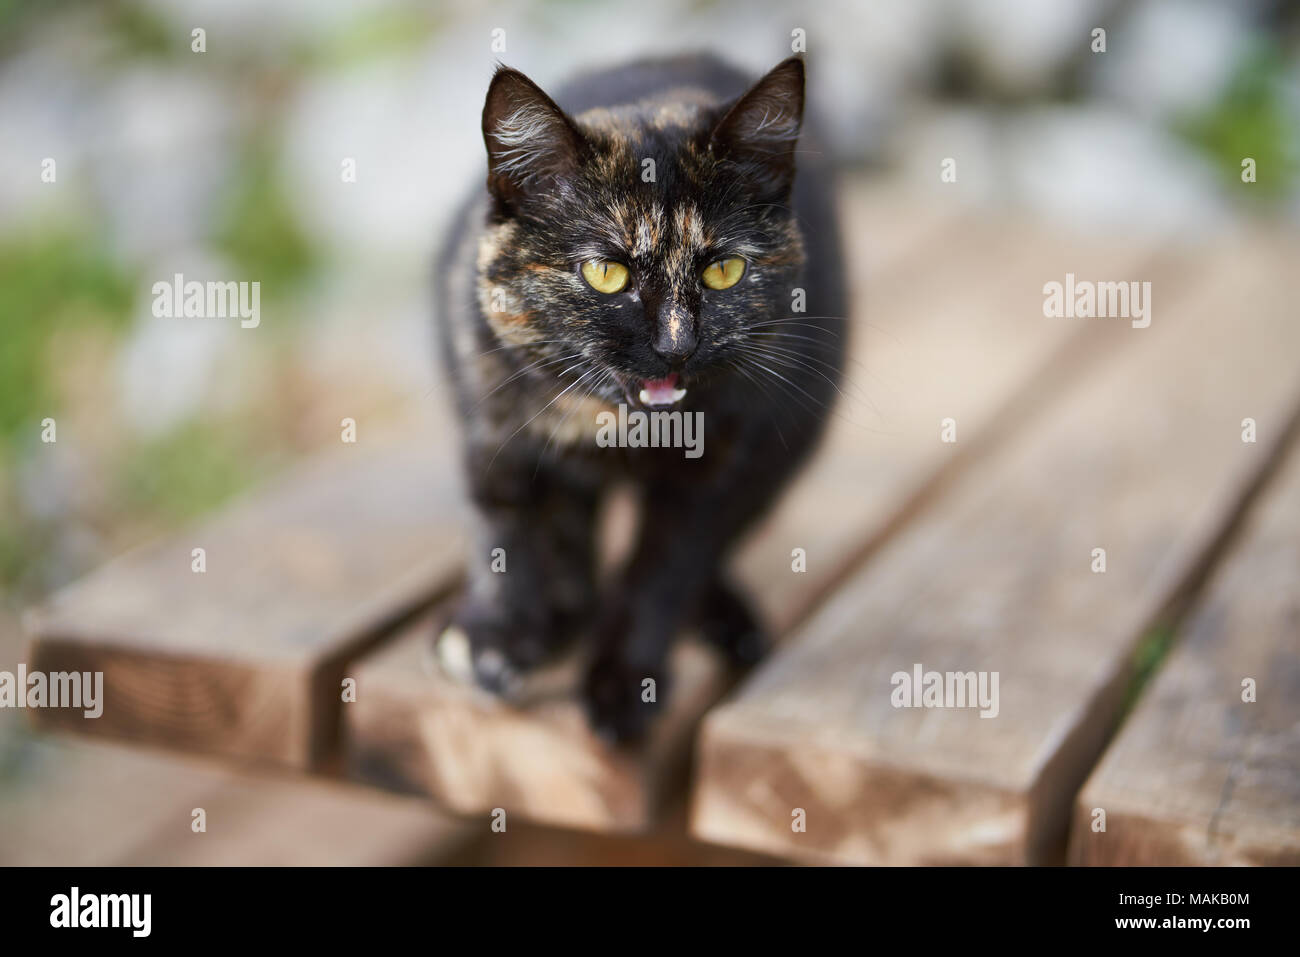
0, 735, 472, 865
344, 201, 1157, 832
1070, 425, 1300, 866
346, 613, 733, 831
691, 234, 1300, 864
731, 221, 1165, 635
23, 408, 464, 768
441, 796, 787, 865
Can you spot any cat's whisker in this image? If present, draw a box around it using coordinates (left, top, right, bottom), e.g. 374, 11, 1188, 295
759, 314, 905, 347
747, 321, 891, 392
732, 350, 828, 418
423, 339, 578, 401
750, 337, 849, 374
746, 330, 840, 348
734, 342, 877, 428
744, 337, 854, 380
536, 366, 616, 472
471, 351, 583, 411
484, 361, 603, 473
738, 340, 871, 410
723, 358, 790, 451
741, 342, 850, 401
747, 319, 854, 341
735, 343, 886, 432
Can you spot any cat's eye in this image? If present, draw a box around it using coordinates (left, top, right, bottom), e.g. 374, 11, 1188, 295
701, 257, 746, 290
581, 260, 630, 294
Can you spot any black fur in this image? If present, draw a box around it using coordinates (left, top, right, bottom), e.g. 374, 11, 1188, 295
434, 53, 847, 742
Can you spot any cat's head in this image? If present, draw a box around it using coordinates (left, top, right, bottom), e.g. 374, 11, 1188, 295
475, 57, 806, 409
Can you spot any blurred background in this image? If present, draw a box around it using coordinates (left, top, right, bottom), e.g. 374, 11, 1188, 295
1, 0, 1296, 864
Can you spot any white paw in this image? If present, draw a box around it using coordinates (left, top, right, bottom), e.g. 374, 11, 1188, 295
434, 625, 475, 684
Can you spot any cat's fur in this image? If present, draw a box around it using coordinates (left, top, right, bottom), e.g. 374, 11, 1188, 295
434, 53, 847, 742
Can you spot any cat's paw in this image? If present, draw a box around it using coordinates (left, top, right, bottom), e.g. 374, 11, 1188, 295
433, 602, 551, 700
696, 579, 768, 668
581, 650, 669, 746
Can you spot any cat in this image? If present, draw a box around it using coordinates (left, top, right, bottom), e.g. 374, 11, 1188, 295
433, 52, 847, 743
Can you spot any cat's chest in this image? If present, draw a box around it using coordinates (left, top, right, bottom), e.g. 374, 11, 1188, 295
523, 393, 726, 472
523, 391, 620, 448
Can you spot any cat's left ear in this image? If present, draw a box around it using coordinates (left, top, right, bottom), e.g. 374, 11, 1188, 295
709, 57, 805, 197
482, 66, 586, 213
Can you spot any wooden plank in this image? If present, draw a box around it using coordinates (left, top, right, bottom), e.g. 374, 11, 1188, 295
344, 196, 1161, 832
730, 229, 1166, 636
347, 617, 732, 832
691, 232, 1300, 864
440, 796, 787, 865
22, 406, 465, 768
1070, 426, 1300, 866
0, 735, 472, 865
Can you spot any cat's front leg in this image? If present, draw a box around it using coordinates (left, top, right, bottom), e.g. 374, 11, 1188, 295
581, 477, 776, 742
582, 571, 769, 743
437, 455, 599, 697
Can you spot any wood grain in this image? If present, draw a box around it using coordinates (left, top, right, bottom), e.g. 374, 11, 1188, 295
691, 233, 1300, 864
0, 734, 472, 865
440, 795, 788, 866
346, 614, 733, 831
343, 196, 1158, 833
1070, 424, 1300, 866
23, 406, 464, 768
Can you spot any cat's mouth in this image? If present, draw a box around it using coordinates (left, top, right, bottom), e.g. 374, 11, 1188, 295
627, 373, 687, 408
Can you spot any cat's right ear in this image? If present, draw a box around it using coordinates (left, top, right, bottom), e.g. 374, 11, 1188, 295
482, 67, 585, 212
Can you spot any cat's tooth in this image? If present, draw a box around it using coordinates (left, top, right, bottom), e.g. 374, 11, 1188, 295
637, 386, 689, 406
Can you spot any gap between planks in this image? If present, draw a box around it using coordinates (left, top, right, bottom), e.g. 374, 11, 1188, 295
23, 407, 466, 769
1069, 398, 1300, 865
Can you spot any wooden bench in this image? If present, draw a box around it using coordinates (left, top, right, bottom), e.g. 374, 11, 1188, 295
19, 178, 1300, 864
23, 411, 465, 770
1070, 411, 1300, 865
690, 231, 1300, 864
686, 234, 1300, 868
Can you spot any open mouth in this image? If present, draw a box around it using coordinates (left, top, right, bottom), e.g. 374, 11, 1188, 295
632, 373, 687, 408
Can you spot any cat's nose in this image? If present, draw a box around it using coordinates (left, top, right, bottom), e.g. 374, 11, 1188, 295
652, 303, 698, 365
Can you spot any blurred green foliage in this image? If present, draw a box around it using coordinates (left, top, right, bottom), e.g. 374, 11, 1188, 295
295, 5, 443, 71
114, 419, 271, 524
0, 144, 317, 596
0, 233, 134, 446
211, 145, 321, 302
100, 0, 174, 61
1121, 625, 1175, 719
0, 513, 30, 590
0, 0, 165, 59
1178, 42, 1299, 200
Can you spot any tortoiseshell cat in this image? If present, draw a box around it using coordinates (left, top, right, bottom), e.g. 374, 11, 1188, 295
434, 53, 846, 742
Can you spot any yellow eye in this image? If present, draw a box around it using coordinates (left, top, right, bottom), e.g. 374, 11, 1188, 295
702, 257, 745, 290
581, 260, 630, 294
